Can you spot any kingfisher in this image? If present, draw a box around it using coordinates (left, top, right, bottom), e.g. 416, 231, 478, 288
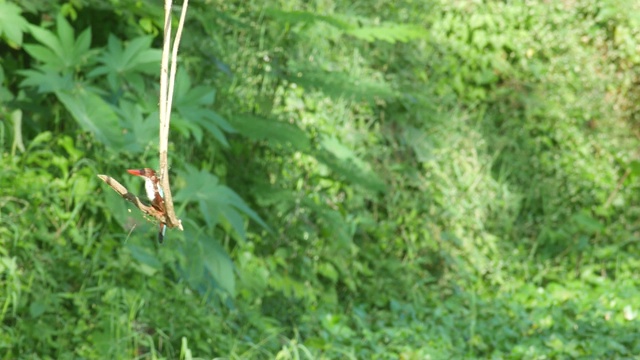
127, 168, 167, 243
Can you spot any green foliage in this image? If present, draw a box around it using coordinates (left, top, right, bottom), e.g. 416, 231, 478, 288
0, 1, 28, 48
2, 0, 640, 358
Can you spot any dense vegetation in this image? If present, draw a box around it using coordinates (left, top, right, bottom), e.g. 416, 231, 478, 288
2, 0, 640, 358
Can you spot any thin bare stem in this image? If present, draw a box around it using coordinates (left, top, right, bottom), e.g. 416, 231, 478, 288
166, 0, 189, 118
157, 0, 186, 231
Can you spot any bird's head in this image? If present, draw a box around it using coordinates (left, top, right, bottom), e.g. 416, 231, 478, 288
127, 168, 157, 180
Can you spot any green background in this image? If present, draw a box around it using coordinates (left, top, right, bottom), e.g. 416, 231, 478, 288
1, 0, 640, 358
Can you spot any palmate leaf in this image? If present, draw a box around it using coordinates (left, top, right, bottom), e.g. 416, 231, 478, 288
55, 88, 123, 148
25, 13, 95, 72
116, 100, 157, 154
92, 35, 160, 75
179, 228, 236, 297
173, 165, 269, 241
0, 2, 29, 47
172, 71, 235, 146
18, 68, 74, 93
88, 35, 161, 91
316, 136, 386, 193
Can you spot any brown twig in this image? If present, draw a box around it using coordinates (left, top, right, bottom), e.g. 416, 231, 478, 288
97, 174, 166, 223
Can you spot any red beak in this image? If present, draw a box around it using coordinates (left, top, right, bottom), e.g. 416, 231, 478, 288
127, 169, 144, 177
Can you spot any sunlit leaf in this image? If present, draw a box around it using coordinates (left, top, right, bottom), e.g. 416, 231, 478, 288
347, 23, 428, 43
0, 2, 29, 47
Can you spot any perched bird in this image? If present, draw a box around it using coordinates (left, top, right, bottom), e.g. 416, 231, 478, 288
127, 168, 167, 243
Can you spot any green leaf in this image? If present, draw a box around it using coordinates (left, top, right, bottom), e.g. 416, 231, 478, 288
27, 25, 65, 67
229, 114, 311, 152
347, 23, 428, 43
0, 2, 29, 47
73, 28, 93, 65
265, 8, 353, 30
571, 211, 604, 235
25, 14, 94, 71
56, 88, 123, 147
317, 136, 386, 192
56, 12, 75, 55
201, 237, 236, 296
29, 301, 47, 318
629, 160, 640, 177
172, 70, 235, 146
173, 165, 270, 240
318, 262, 339, 283
184, 239, 204, 284
18, 68, 74, 93
285, 66, 396, 101
117, 101, 157, 154
127, 244, 162, 271
89, 35, 161, 80
177, 227, 236, 296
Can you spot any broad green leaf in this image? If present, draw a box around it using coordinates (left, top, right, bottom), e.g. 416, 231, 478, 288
127, 244, 162, 270
173, 165, 270, 240
629, 160, 640, 177
172, 70, 235, 146
218, 186, 269, 230
177, 228, 236, 296
56, 88, 123, 148
201, 237, 235, 296
184, 239, 204, 284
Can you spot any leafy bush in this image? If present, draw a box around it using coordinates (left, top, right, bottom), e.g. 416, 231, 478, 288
2, 0, 640, 358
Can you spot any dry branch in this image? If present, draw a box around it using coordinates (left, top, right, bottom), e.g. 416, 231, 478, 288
97, 175, 166, 222
157, 0, 189, 232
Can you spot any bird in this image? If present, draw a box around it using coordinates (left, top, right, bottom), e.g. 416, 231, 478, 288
127, 168, 167, 243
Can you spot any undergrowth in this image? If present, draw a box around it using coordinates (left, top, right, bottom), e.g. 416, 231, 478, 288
1, 0, 640, 358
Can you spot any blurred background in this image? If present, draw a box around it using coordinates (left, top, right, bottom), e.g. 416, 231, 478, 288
1, 0, 640, 358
